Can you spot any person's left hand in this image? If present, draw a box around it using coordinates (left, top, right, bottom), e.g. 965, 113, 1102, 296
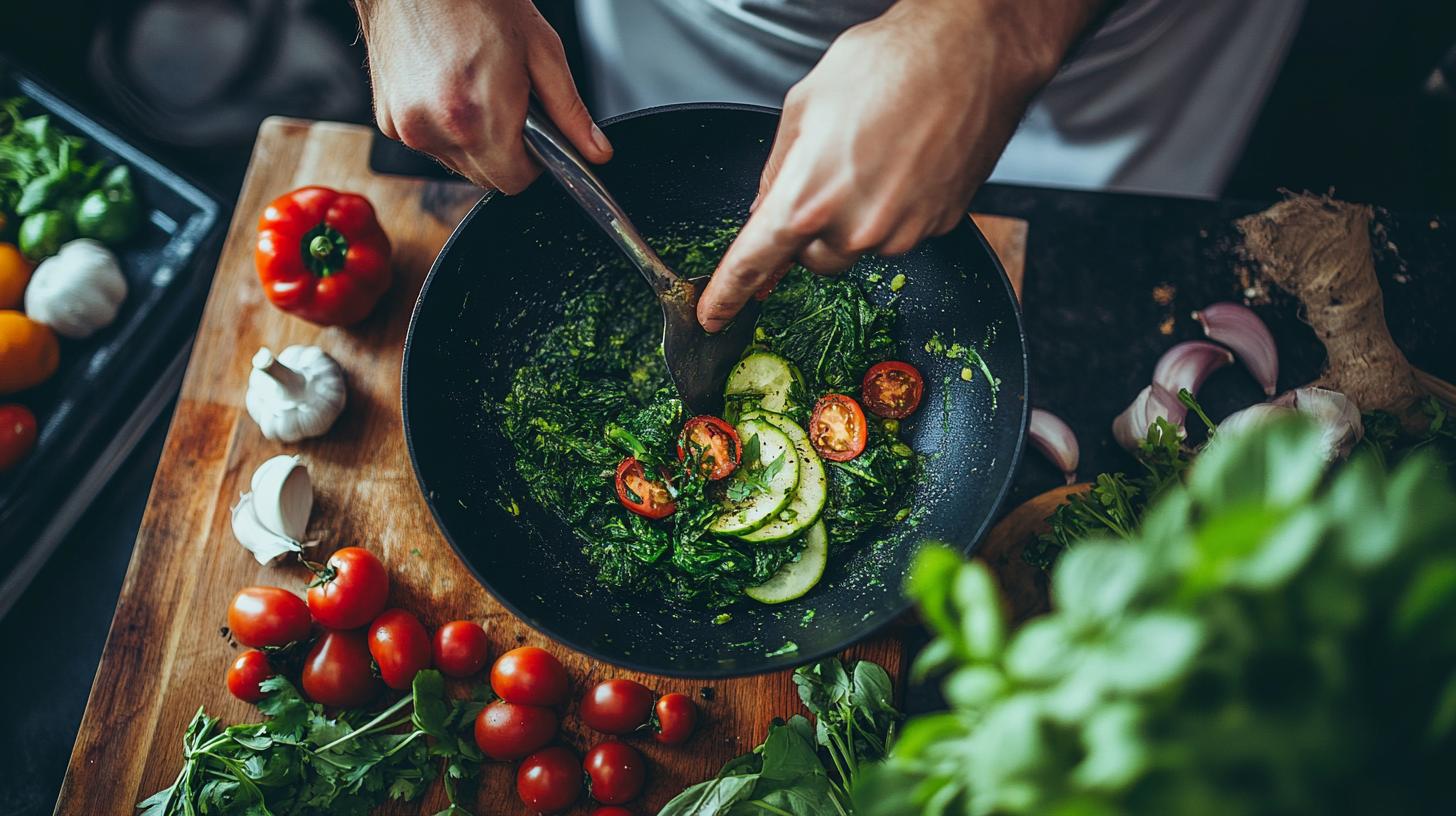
696, 0, 1082, 331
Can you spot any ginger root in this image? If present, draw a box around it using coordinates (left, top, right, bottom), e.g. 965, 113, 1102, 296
1237, 193, 1427, 424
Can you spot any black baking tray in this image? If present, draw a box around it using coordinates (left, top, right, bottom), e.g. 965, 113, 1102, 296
0, 63, 226, 615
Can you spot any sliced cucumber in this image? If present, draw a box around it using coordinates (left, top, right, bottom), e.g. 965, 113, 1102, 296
738, 411, 827, 543
725, 351, 804, 415
708, 419, 800, 536
746, 521, 828, 604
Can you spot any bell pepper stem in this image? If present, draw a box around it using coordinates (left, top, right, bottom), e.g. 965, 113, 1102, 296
308, 234, 335, 261
252, 348, 308, 398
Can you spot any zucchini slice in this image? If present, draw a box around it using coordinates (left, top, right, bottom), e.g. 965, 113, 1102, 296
708, 418, 799, 536
737, 411, 827, 543
725, 351, 804, 415
746, 521, 828, 604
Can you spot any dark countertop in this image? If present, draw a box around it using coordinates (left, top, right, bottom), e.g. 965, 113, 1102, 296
2, 182, 1452, 816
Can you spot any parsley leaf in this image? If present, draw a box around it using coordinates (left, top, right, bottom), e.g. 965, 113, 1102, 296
140, 671, 480, 816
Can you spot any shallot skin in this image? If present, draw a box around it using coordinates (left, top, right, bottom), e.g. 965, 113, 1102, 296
1029, 408, 1080, 484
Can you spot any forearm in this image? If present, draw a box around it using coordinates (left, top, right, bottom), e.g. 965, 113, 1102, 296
890, 0, 1113, 90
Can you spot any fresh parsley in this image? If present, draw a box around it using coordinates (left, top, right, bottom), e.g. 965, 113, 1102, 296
659, 657, 901, 816
138, 671, 481, 816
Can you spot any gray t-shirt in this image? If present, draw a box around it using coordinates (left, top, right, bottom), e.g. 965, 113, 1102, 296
578, 0, 1307, 197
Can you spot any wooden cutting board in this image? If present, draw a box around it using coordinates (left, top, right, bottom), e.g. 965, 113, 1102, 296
54, 118, 1027, 815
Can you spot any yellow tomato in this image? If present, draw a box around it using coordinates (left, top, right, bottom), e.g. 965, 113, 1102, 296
0, 243, 31, 310
0, 310, 59, 394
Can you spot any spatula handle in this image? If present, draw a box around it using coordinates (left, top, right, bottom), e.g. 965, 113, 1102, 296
523, 101, 681, 296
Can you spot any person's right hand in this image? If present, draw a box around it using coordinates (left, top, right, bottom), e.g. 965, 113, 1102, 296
357, 0, 612, 193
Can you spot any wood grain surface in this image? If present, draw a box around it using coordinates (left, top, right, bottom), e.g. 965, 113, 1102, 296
54, 118, 1028, 815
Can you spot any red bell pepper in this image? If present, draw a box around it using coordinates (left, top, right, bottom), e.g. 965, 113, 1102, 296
255, 186, 392, 326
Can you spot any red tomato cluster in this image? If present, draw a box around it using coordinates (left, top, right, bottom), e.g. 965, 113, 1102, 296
222, 546, 490, 708
221, 547, 703, 813
471, 650, 702, 812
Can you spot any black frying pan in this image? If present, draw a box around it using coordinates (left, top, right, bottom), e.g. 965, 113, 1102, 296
402, 104, 1028, 678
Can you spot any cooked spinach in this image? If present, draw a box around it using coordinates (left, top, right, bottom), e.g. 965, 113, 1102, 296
759, 268, 897, 395
497, 228, 920, 608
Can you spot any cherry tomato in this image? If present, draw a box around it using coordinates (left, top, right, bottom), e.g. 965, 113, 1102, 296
0, 404, 37, 472
613, 458, 676, 520
474, 700, 559, 760
367, 608, 431, 690
516, 746, 582, 814
301, 629, 381, 707
227, 586, 312, 648
676, 415, 742, 480
433, 620, 489, 678
581, 679, 654, 735
808, 394, 868, 461
492, 645, 569, 706
861, 361, 924, 419
653, 692, 699, 745
226, 650, 274, 703
590, 808, 635, 816
307, 547, 389, 630
584, 741, 647, 805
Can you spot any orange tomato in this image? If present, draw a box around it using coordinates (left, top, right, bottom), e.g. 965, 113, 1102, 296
0, 310, 59, 394
0, 243, 32, 310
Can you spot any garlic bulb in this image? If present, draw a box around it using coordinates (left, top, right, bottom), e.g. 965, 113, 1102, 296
246, 345, 346, 442
24, 239, 127, 339
232, 455, 313, 565
1216, 387, 1363, 461
1272, 387, 1363, 461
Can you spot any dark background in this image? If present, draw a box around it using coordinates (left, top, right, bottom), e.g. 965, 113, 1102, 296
2, 1, 1455, 815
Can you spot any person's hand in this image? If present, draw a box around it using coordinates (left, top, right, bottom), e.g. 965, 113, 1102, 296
697, 0, 1101, 331
357, 0, 611, 193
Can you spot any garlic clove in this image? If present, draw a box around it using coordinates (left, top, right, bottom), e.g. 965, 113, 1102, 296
250, 454, 312, 542
231, 491, 302, 565
1029, 408, 1080, 484
1152, 341, 1235, 399
1113, 383, 1187, 453
1193, 302, 1279, 396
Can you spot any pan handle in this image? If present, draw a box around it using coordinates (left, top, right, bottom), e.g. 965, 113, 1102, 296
523, 101, 682, 296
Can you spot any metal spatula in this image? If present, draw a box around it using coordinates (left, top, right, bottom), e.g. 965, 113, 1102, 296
522, 104, 759, 416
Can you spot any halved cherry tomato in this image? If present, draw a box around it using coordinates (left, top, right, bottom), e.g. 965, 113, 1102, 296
585, 741, 647, 804
808, 394, 868, 461
226, 650, 274, 703
614, 458, 676, 520
475, 700, 559, 760
862, 361, 924, 419
581, 679, 654, 735
491, 646, 569, 706
367, 608, 432, 690
301, 628, 382, 707
227, 586, 312, 648
307, 547, 389, 630
0, 404, 37, 472
517, 746, 582, 813
676, 416, 741, 480
433, 620, 489, 678
653, 692, 699, 745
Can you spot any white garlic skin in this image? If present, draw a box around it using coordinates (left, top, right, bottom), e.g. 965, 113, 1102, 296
24, 239, 128, 339
245, 345, 346, 442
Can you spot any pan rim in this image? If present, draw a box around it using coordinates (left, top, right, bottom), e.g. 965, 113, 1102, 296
401, 102, 1030, 678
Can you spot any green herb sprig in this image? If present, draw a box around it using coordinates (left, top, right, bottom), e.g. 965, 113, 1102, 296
138, 671, 481, 816
659, 657, 901, 816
